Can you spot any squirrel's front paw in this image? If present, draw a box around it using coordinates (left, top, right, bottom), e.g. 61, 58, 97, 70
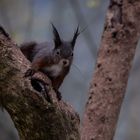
24, 69, 35, 77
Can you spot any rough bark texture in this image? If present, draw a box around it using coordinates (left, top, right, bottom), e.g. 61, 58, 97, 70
0, 29, 80, 140
82, 0, 140, 140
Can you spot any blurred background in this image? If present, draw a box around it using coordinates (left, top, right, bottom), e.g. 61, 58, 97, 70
0, 0, 140, 140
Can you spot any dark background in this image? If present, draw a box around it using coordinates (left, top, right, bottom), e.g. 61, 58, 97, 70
0, 0, 140, 140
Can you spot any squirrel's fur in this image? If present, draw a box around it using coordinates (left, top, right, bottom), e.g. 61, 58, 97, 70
20, 24, 80, 100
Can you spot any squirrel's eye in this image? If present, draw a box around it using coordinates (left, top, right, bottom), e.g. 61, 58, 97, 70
71, 53, 73, 56
56, 50, 60, 55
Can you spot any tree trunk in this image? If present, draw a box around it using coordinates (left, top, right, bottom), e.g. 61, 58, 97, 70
0, 28, 80, 140
82, 0, 140, 140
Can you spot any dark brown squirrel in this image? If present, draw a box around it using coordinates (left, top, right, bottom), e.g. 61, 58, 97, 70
20, 24, 80, 100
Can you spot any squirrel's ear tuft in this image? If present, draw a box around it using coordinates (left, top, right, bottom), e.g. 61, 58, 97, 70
51, 23, 62, 48
71, 25, 80, 49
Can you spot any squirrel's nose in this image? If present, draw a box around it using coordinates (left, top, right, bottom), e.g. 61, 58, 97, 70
63, 61, 67, 65
62, 60, 69, 66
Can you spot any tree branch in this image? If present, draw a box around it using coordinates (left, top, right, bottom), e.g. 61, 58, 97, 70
0, 27, 80, 140
82, 0, 140, 140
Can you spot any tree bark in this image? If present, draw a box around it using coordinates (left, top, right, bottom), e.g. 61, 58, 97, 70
82, 0, 140, 140
0, 28, 80, 140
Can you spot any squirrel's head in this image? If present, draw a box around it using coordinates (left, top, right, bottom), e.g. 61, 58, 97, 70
51, 23, 80, 67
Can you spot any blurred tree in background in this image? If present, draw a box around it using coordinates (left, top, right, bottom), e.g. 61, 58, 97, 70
0, 0, 140, 140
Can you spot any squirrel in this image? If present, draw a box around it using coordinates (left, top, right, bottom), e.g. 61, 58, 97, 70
20, 24, 80, 100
